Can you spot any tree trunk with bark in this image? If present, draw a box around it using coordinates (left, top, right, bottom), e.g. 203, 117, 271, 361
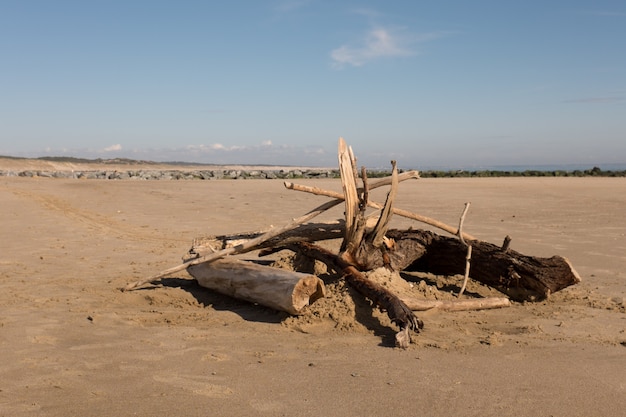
347, 229, 580, 301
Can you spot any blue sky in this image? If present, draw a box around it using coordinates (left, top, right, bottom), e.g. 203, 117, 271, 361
1, 1, 625, 169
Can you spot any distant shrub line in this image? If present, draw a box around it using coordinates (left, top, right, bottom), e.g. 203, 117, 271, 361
369, 166, 625, 178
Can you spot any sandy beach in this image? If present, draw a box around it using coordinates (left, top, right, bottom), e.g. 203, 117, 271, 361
1, 165, 624, 416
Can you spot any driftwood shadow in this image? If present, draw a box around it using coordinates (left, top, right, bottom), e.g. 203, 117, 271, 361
158, 277, 288, 324
154, 274, 405, 346
351, 293, 399, 348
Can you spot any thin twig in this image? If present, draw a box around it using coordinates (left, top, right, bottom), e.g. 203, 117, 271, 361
360, 166, 369, 211
458, 245, 472, 297
501, 235, 512, 252
457, 202, 472, 297
401, 296, 510, 311
457, 202, 471, 246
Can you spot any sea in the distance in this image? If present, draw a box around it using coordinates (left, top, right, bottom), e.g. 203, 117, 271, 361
409, 163, 626, 172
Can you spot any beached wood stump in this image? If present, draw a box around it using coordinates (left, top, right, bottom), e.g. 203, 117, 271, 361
125, 138, 581, 348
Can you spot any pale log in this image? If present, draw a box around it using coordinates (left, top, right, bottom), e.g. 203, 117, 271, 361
187, 258, 326, 315
400, 297, 511, 311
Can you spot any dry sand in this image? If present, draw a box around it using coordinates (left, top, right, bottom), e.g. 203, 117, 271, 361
1, 163, 625, 416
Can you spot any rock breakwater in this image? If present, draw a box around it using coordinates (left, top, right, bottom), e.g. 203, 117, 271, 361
0, 168, 341, 180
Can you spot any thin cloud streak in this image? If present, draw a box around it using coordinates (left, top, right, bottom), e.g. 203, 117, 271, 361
16, 141, 335, 167
331, 27, 445, 68
102, 144, 122, 152
162, 141, 335, 166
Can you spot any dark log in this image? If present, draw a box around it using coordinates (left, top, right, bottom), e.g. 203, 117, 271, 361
353, 229, 580, 301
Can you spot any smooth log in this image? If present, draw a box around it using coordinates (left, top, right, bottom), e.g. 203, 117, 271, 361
187, 258, 326, 315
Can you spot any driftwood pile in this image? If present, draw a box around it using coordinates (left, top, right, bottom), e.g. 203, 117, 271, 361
125, 138, 581, 348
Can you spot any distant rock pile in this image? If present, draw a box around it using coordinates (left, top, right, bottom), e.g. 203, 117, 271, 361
0, 168, 341, 180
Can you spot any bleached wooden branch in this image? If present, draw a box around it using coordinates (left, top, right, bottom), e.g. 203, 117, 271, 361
124, 196, 345, 291
371, 160, 398, 248
457, 202, 472, 297
400, 296, 511, 311
457, 202, 471, 247
126, 159, 421, 291
338, 137, 360, 248
283, 182, 477, 241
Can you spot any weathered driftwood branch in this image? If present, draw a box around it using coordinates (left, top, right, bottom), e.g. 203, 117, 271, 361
188, 258, 325, 315
338, 138, 360, 250
370, 160, 398, 248
192, 158, 421, 260
458, 245, 472, 297
457, 202, 472, 297
291, 241, 423, 348
283, 170, 421, 200
284, 181, 477, 241
385, 229, 581, 301
184, 221, 346, 260
400, 296, 511, 311
333, 145, 423, 348
124, 196, 344, 291
127, 158, 423, 291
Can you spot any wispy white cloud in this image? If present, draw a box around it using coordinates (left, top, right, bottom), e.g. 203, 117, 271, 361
187, 143, 239, 152
182, 141, 282, 156
173, 141, 333, 166
102, 144, 122, 152
331, 27, 444, 69
17, 141, 360, 167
